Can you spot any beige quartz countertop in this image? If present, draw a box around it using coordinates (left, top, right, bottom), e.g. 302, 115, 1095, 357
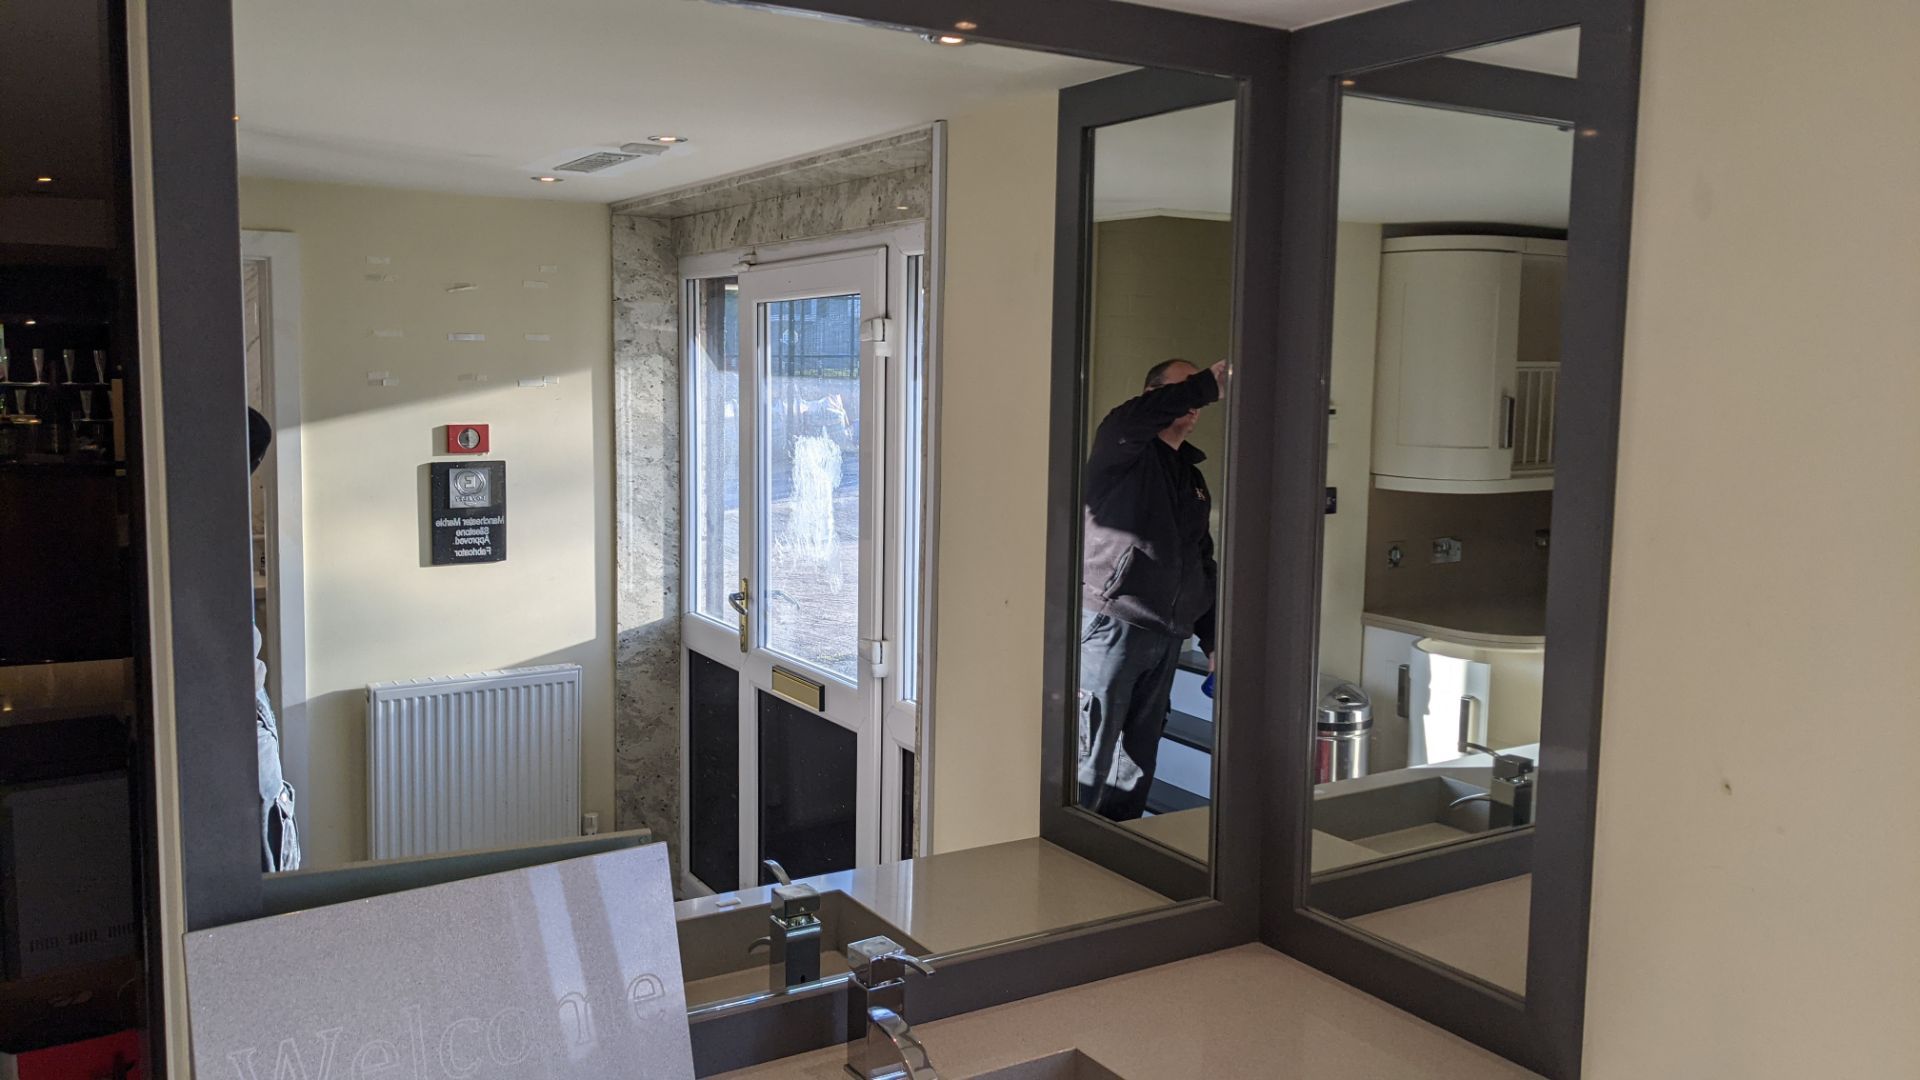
716, 943, 1540, 1079
1118, 807, 1209, 861
677, 839, 1172, 986
1350, 875, 1532, 995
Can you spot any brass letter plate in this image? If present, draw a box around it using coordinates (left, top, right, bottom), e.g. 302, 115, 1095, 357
771, 667, 826, 712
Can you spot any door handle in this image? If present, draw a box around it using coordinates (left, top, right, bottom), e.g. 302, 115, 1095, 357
728, 578, 749, 652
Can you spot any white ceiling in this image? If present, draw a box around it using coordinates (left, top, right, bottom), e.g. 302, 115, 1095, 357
1338, 96, 1572, 226
1093, 103, 1236, 221
1450, 27, 1581, 77
1118, 0, 1405, 29
1091, 94, 1570, 227
234, 1, 1579, 213
232, 0, 1119, 202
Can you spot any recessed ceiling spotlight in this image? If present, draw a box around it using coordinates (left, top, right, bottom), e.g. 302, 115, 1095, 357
24, 319, 37, 326
1339, 79, 1357, 87
953, 20, 979, 31
648, 134, 689, 145
34, 176, 54, 184
232, 114, 241, 122
922, 33, 969, 46
532, 175, 563, 183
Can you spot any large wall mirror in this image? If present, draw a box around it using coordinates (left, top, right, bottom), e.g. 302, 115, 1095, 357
1040, 70, 1243, 899
199, 0, 1268, 1054
1307, 29, 1580, 974
1272, 6, 1639, 1077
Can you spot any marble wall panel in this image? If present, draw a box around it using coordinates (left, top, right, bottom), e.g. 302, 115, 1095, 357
612, 214, 682, 875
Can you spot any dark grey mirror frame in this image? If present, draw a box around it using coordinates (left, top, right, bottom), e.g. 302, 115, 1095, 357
141, 0, 1283, 1074
1038, 67, 1243, 902
1262, 2, 1644, 1078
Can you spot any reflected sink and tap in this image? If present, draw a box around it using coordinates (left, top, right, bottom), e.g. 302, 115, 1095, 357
1450, 743, 1536, 828
1312, 746, 1537, 864
675, 862, 929, 1006
1314, 775, 1498, 844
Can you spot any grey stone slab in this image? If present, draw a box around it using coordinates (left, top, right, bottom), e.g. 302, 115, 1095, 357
612, 128, 931, 218
669, 166, 931, 256
612, 214, 683, 878
185, 843, 694, 1080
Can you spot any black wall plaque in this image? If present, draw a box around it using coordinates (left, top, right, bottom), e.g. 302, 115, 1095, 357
428, 460, 506, 565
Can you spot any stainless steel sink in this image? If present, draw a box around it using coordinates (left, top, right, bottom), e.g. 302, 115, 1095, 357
960, 1050, 1128, 1079
1313, 775, 1493, 845
677, 890, 927, 1006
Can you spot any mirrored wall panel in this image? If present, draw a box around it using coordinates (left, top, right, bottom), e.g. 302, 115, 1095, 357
1306, 26, 1580, 997
226, 0, 1244, 1017
1081, 100, 1236, 862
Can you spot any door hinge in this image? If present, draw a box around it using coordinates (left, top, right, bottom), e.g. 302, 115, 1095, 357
861, 638, 891, 678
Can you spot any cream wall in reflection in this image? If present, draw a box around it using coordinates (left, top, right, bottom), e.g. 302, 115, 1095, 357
240, 180, 616, 868
927, 90, 1060, 855
1320, 221, 1385, 683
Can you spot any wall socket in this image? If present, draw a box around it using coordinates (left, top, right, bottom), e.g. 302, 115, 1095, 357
1431, 537, 1464, 564
581, 812, 599, 836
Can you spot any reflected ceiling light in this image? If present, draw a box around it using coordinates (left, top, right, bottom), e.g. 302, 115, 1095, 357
532, 175, 563, 183
34, 176, 54, 184
953, 20, 979, 31
24, 319, 37, 326
1339, 79, 1357, 87
232, 114, 241, 122
922, 33, 969, 46
648, 134, 689, 145
895, 204, 911, 211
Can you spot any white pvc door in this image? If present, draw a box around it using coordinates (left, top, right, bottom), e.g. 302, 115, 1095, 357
728, 249, 888, 885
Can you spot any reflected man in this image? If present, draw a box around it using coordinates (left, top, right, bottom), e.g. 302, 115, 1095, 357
1077, 358, 1227, 821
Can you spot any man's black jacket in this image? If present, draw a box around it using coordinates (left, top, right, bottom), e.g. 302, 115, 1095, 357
1080, 370, 1219, 655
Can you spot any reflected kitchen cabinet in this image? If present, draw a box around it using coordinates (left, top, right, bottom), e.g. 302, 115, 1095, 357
1371, 236, 1565, 493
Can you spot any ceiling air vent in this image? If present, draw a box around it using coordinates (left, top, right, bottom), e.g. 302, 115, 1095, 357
552, 151, 642, 174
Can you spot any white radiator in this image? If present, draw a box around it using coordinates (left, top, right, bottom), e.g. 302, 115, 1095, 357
366, 664, 583, 860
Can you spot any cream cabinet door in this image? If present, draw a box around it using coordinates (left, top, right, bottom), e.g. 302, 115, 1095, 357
1371, 247, 1523, 483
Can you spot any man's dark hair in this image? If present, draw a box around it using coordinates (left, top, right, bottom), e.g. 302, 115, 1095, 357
1143, 358, 1193, 391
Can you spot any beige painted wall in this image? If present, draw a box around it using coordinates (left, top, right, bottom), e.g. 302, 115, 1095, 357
1319, 221, 1383, 683
239, 179, 615, 869
1583, 3, 1920, 1076
927, 91, 1058, 854
1088, 215, 1233, 497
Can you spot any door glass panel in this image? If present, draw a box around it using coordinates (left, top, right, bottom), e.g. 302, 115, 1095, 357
691, 277, 742, 623
687, 649, 742, 894
761, 293, 861, 682
757, 690, 857, 882
900, 255, 927, 700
